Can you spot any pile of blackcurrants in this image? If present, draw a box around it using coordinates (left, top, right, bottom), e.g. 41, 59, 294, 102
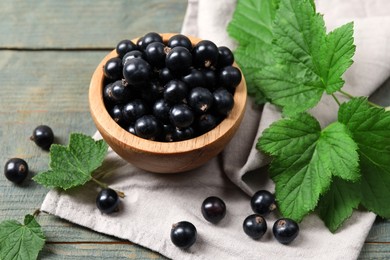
102, 32, 242, 142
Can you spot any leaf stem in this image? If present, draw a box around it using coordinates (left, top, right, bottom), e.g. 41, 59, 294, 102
33, 209, 41, 217
338, 90, 382, 108
331, 93, 341, 106
91, 177, 125, 198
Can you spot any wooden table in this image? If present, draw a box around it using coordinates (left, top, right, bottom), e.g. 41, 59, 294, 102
0, 1, 389, 259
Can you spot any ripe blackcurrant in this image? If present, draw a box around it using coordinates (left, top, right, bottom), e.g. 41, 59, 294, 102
181, 68, 206, 88
212, 88, 234, 116
139, 32, 163, 50
172, 127, 195, 141
153, 99, 171, 124
109, 104, 124, 125
250, 190, 276, 215
122, 50, 145, 65
116, 39, 137, 58
123, 58, 152, 86
4, 158, 29, 184
196, 114, 218, 134
165, 46, 192, 74
145, 42, 167, 69
243, 214, 267, 240
103, 57, 123, 80
201, 196, 226, 224
273, 218, 299, 244
103, 80, 131, 104
30, 125, 54, 150
188, 87, 213, 114
123, 99, 149, 123
217, 46, 234, 68
192, 40, 219, 68
134, 115, 161, 140
169, 104, 194, 129
167, 34, 192, 51
163, 80, 189, 104
170, 221, 197, 249
218, 66, 242, 92
159, 67, 174, 85
96, 188, 120, 214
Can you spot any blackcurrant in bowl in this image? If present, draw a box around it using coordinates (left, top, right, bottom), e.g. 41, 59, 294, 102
89, 33, 247, 173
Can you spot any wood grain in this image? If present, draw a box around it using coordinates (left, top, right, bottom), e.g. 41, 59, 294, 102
0, 0, 389, 259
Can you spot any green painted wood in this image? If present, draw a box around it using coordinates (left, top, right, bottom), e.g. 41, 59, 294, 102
0, 0, 187, 49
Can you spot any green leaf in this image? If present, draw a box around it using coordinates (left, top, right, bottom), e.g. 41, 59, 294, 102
317, 177, 361, 233
227, 0, 280, 104
33, 133, 108, 190
255, 0, 355, 115
0, 215, 46, 260
339, 97, 390, 218
258, 113, 359, 221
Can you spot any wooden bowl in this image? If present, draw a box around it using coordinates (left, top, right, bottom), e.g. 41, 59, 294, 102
89, 33, 247, 173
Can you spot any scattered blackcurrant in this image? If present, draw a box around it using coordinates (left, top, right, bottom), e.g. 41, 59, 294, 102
273, 218, 299, 244
4, 158, 29, 184
250, 190, 276, 216
201, 196, 226, 224
170, 221, 197, 249
96, 188, 120, 214
30, 125, 54, 150
243, 214, 267, 240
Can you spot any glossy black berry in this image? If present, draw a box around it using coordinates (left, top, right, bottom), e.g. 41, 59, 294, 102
153, 99, 171, 124
172, 127, 195, 141
96, 188, 120, 214
103, 57, 123, 80
212, 88, 234, 116
30, 125, 54, 150
170, 104, 194, 129
218, 66, 242, 92
145, 42, 167, 69
123, 58, 152, 86
188, 87, 213, 114
170, 221, 197, 249
139, 32, 163, 50
250, 190, 276, 215
273, 218, 299, 244
4, 158, 29, 184
196, 114, 218, 134
163, 80, 189, 104
103, 80, 131, 104
122, 50, 145, 65
217, 46, 234, 68
201, 69, 217, 89
159, 67, 174, 85
181, 68, 205, 88
201, 196, 226, 224
243, 214, 267, 240
192, 40, 219, 68
116, 39, 137, 58
165, 46, 192, 74
167, 34, 192, 51
134, 115, 161, 140
123, 99, 148, 123
109, 104, 124, 125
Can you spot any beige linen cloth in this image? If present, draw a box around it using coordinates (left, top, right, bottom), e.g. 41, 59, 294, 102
41, 0, 390, 259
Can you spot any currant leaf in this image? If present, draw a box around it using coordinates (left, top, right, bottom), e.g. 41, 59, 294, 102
33, 133, 108, 190
258, 113, 359, 221
339, 97, 390, 218
0, 215, 46, 260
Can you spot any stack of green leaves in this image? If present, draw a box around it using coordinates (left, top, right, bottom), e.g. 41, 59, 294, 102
228, 0, 390, 232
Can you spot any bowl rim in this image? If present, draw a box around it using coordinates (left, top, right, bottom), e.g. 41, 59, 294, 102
89, 33, 247, 155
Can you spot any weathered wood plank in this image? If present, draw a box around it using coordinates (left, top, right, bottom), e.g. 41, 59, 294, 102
359, 242, 390, 259
0, 0, 187, 49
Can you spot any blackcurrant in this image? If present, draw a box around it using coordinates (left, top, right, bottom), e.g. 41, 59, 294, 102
167, 34, 192, 51
103, 57, 123, 80
123, 58, 152, 86
201, 196, 226, 224
153, 99, 171, 124
159, 67, 174, 85
134, 115, 161, 140
188, 87, 213, 114
212, 88, 234, 116
165, 46, 192, 74
122, 99, 149, 123
140, 81, 164, 104
250, 190, 276, 215
217, 46, 234, 68
116, 39, 137, 58
4, 158, 29, 184
201, 68, 217, 90
273, 218, 299, 244
192, 40, 219, 68
169, 104, 194, 129
218, 66, 242, 92
30, 125, 54, 150
181, 68, 206, 88
163, 80, 189, 104
109, 104, 124, 125
103, 80, 131, 104
96, 188, 120, 214
145, 42, 167, 69
243, 214, 267, 240
172, 127, 195, 141
122, 50, 145, 65
170, 221, 197, 249
196, 114, 218, 134
139, 32, 163, 50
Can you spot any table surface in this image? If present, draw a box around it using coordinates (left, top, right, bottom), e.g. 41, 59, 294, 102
0, 1, 389, 259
